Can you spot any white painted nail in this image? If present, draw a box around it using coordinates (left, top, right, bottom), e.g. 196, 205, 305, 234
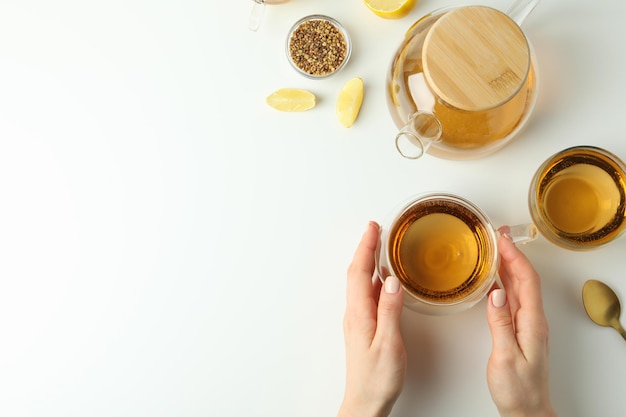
492, 289, 506, 308
384, 275, 401, 294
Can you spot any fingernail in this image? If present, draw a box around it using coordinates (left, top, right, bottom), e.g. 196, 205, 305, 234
498, 226, 513, 241
385, 275, 401, 294
491, 289, 506, 308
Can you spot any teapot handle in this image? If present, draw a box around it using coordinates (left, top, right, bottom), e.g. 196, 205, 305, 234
507, 0, 541, 26
395, 112, 443, 159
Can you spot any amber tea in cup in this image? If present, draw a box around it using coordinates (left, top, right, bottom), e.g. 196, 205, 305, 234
529, 146, 626, 250
377, 193, 536, 314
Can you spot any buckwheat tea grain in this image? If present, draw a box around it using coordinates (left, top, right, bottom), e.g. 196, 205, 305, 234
288, 18, 347, 77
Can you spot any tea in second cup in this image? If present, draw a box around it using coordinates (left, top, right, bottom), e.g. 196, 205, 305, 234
529, 146, 626, 250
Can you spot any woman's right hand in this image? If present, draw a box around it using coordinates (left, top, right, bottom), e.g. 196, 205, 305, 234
486, 230, 557, 417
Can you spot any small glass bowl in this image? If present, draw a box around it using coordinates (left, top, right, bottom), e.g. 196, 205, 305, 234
285, 14, 352, 79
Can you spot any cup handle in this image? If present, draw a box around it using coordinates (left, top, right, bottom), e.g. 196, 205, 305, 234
493, 223, 538, 290
374, 226, 393, 284
499, 223, 538, 245
374, 226, 383, 282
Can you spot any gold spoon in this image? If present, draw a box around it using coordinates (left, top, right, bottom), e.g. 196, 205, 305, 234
582, 279, 626, 341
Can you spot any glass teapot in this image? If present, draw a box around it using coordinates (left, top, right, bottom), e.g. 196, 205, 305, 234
387, 0, 541, 160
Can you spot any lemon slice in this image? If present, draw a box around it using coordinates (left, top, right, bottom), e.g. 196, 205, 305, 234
363, 0, 417, 19
266, 88, 316, 112
336, 77, 364, 128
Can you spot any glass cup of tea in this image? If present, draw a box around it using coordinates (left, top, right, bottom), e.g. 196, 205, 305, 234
376, 193, 537, 315
528, 146, 626, 250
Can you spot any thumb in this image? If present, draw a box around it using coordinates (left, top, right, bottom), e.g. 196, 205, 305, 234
375, 275, 404, 341
486, 289, 517, 353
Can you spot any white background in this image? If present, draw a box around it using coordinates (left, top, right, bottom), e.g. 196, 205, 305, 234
1, 0, 625, 416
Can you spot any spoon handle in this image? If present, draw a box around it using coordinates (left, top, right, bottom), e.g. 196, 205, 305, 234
249, 0, 265, 32
617, 325, 626, 342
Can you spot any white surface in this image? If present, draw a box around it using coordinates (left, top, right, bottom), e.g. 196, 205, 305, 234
0, 0, 625, 416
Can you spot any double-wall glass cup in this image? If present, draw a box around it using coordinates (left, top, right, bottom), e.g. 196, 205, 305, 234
376, 193, 537, 315
529, 146, 626, 250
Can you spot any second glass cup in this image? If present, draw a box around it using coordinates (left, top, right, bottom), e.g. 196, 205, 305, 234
376, 193, 536, 315
529, 145, 626, 250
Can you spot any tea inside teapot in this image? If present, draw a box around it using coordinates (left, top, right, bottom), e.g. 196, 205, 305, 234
388, 5, 539, 160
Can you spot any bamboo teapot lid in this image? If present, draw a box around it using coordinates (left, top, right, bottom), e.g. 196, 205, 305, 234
422, 6, 530, 112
